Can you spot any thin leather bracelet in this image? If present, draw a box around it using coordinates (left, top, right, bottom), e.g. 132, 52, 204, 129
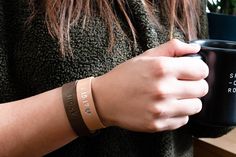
62, 81, 90, 136
76, 77, 105, 131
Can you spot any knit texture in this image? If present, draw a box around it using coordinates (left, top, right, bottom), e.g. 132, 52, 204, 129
0, 0, 232, 156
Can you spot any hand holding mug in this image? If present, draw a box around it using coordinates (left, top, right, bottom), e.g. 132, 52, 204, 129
92, 39, 209, 132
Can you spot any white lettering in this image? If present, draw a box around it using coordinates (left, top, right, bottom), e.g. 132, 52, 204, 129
80, 89, 92, 115
228, 88, 236, 93
229, 73, 236, 78
230, 73, 234, 79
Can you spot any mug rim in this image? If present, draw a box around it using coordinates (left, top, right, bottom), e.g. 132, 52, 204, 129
190, 39, 236, 52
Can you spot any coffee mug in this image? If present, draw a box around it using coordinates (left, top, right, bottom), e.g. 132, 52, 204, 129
189, 39, 236, 127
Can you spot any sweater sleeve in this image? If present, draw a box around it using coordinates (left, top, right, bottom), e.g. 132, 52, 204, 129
188, 0, 235, 138
0, 0, 18, 103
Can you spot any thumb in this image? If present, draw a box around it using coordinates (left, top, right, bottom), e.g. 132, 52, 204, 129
144, 39, 201, 57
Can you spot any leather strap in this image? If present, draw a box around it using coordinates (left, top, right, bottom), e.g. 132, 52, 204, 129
62, 81, 90, 136
77, 77, 105, 131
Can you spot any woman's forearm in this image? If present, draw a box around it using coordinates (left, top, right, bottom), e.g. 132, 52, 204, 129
0, 39, 209, 156
0, 87, 77, 156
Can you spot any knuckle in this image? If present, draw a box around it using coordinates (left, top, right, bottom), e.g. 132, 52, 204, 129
146, 119, 167, 132
153, 121, 165, 132
146, 121, 159, 132
142, 111, 159, 132
169, 39, 181, 50
153, 83, 169, 98
152, 105, 167, 117
151, 58, 170, 77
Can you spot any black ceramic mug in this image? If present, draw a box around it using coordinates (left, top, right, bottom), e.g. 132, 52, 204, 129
189, 39, 236, 127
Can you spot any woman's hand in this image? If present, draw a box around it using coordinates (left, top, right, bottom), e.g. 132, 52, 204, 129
92, 39, 209, 132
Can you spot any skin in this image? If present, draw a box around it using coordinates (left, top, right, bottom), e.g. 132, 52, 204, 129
93, 39, 209, 132
0, 39, 209, 156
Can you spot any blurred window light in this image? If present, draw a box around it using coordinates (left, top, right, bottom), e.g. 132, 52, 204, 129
208, 0, 220, 4
207, 0, 221, 12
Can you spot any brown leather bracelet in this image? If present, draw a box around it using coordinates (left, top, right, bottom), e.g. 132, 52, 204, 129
62, 81, 90, 136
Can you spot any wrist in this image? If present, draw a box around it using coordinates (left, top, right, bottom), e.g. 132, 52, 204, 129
91, 76, 115, 127
62, 77, 106, 137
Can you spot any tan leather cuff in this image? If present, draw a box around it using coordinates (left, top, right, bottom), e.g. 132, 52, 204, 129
76, 77, 105, 131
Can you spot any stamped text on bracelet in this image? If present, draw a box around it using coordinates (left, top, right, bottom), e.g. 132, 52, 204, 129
65, 94, 77, 117
80, 87, 92, 115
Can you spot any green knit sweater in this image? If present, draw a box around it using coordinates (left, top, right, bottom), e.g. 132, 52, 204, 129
0, 0, 232, 156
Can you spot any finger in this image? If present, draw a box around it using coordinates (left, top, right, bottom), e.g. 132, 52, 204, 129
153, 57, 209, 80
174, 79, 209, 99
144, 39, 201, 57
172, 57, 209, 80
154, 116, 189, 131
152, 98, 202, 119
